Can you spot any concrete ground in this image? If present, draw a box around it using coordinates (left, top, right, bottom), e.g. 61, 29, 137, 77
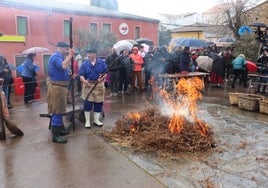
0, 80, 268, 188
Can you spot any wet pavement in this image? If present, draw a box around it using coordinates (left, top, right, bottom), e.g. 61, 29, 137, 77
0, 80, 268, 188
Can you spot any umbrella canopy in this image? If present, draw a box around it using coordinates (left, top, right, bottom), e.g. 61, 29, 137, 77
177, 38, 207, 48
169, 37, 185, 45
249, 22, 267, 28
169, 37, 185, 50
206, 41, 216, 47
22, 47, 50, 55
238, 26, 252, 36
246, 61, 257, 72
141, 43, 149, 53
136, 38, 154, 46
113, 40, 133, 55
126, 39, 138, 45
196, 56, 213, 72
218, 37, 235, 43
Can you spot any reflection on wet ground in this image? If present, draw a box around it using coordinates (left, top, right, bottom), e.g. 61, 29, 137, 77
1, 81, 268, 187
101, 83, 268, 188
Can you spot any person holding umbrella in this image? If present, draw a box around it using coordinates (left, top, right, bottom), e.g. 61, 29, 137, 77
21, 53, 38, 104
47, 42, 75, 144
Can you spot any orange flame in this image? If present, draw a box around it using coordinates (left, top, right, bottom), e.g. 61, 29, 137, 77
128, 112, 141, 121
156, 76, 208, 136
168, 114, 185, 133
129, 125, 136, 133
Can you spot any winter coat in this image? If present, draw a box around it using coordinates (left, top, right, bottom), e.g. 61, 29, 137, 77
211, 56, 226, 78
0, 62, 12, 85
232, 56, 246, 70
130, 53, 144, 72
105, 52, 120, 72
180, 51, 191, 72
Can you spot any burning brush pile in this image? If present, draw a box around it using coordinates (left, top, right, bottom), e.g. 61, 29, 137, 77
105, 77, 215, 153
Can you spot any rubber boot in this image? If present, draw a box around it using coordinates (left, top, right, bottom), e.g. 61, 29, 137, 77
84, 111, 91, 129
60, 125, 70, 136
52, 126, 67, 144
93, 112, 103, 127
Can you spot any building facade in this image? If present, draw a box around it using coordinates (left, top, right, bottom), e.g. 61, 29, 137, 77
0, 0, 159, 78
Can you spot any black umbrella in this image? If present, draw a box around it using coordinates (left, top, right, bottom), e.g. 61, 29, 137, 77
136, 38, 154, 46
249, 22, 267, 28
218, 37, 235, 43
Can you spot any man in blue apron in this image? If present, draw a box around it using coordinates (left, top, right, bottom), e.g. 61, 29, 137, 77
79, 48, 107, 129
47, 42, 75, 144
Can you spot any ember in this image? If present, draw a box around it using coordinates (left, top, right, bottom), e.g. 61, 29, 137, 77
104, 77, 215, 153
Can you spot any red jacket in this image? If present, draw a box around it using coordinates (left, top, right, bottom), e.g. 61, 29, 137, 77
130, 53, 144, 71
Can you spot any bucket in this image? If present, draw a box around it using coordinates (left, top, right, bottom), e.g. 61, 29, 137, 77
14, 77, 24, 95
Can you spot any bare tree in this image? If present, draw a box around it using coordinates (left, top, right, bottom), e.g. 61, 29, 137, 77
73, 28, 117, 57
207, 0, 263, 39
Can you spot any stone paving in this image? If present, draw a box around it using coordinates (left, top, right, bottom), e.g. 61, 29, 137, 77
2, 82, 268, 188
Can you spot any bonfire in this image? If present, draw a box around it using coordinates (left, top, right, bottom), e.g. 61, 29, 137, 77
105, 77, 215, 153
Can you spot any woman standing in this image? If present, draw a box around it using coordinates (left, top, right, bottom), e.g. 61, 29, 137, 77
21, 53, 37, 104
231, 54, 247, 89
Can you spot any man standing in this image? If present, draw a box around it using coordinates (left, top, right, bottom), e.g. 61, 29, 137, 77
105, 47, 120, 96
0, 55, 13, 108
47, 42, 75, 144
180, 46, 191, 74
79, 48, 107, 129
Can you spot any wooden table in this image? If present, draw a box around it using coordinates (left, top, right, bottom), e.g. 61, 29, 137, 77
247, 73, 268, 93
158, 72, 210, 91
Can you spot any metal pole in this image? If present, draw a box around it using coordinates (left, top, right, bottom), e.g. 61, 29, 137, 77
69, 17, 75, 131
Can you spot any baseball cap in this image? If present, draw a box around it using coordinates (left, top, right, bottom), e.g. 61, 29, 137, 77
57, 42, 70, 48
86, 48, 97, 53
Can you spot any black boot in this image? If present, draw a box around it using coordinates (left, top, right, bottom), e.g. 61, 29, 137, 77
52, 126, 67, 144
59, 125, 70, 136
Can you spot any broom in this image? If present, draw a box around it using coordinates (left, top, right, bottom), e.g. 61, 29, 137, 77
0, 97, 24, 137
0, 80, 23, 137
4, 119, 24, 136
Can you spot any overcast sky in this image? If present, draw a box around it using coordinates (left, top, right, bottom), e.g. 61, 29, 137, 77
59, 0, 264, 19
60, 0, 219, 18
117, 0, 219, 18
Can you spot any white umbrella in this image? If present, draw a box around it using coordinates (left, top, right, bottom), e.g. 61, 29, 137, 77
196, 56, 213, 72
113, 40, 133, 55
141, 43, 149, 53
22, 47, 50, 55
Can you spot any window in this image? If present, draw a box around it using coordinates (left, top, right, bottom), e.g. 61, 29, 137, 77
90, 23, 97, 34
134, 27, 140, 39
102, 23, 111, 33
17, 16, 28, 35
43, 55, 51, 74
64, 20, 70, 37
15, 56, 26, 77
